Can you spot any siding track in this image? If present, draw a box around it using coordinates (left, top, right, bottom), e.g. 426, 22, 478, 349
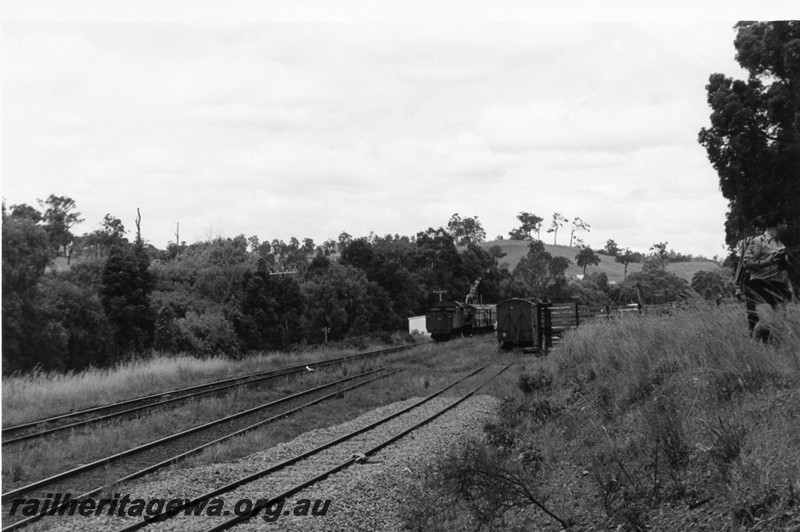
2, 344, 421, 447
115, 362, 512, 532
1, 368, 398, 531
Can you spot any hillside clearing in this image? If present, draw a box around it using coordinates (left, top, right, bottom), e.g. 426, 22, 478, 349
467, 239, 721, 283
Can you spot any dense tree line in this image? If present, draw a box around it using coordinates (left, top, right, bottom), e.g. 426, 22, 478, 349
2, 202, 514, 372
3, 199, 714, 373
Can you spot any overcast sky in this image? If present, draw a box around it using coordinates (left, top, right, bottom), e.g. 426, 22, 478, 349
2, 2, 796, 257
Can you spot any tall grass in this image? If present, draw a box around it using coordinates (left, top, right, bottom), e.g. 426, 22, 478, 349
545, 302, 800, 528
2, 334, 518, 493
1, 338, 416, 426
405, 302, 800, 530
548, 302, 800, 416
3, 364, 382, 488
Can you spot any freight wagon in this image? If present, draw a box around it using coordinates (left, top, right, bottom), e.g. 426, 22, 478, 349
495, 298, 552, 352
425, 301, 497, 342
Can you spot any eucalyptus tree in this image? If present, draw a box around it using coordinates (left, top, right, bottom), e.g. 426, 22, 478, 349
698, 21, 800, 285
546, 213, 568, 246
604, 239, 620, 257
648, 242, 670, 270
509, 212, 544, 241
38, 195, 84, 260
2, 205, 60, 370
511, 240, 571, 298
615, 248, 637, 277
575, 246, 601, 275
447, 213, 486, 245
569, 217, 590, 247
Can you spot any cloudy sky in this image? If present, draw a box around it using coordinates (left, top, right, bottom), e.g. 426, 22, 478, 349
2, 2, 795, 257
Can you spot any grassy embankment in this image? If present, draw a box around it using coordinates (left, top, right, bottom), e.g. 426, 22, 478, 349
2, 334, 519, 492
405, 302, 800, 531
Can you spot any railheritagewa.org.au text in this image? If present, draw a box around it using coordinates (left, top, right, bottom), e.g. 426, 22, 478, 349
10, 493, 331, 522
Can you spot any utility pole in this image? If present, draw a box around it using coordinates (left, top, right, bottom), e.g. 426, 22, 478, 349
322, 327, 330, 345
433, 289, 447, 302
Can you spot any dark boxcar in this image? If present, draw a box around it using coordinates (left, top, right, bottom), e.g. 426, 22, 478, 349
426, 301, 466, 341
495, 298, 549, 351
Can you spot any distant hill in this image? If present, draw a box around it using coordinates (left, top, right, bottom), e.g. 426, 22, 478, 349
466, 240, 723, 284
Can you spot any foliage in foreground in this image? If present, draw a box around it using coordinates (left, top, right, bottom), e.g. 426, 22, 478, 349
404, 303, 800, 531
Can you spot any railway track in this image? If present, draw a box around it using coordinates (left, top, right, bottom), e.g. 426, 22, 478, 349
1, 367, 399, 531
71, 362, 511, 532
2, 344, 421, 447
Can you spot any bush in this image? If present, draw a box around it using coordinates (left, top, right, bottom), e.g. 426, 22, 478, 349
403, 438, 571, 531
171, 311, 240, 356
691, 269, 736, 301
618, 269, 694, 305
517, 368, 553, 395
39, 277, 114, 368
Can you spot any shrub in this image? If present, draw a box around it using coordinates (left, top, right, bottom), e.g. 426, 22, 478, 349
172, 311, 240, 356
404, 438, 571, 530
706, 415, 747, 481
517, 368, 553, 395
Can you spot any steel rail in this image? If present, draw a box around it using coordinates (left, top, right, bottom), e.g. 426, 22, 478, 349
3, 364, 302, 433
2, 367, 388, 503
2, 343, 420, 445
202, 363, 513, 532
114, 363, 502, 532
0, 368, 400, 532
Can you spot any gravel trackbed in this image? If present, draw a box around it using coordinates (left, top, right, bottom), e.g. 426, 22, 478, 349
40, 394, 500, 532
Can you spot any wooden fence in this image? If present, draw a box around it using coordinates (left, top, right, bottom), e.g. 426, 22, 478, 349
547, 302, 640, 345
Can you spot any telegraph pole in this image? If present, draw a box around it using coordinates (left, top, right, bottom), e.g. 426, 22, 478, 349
433, 289, 447, 302
322, 327, 330, 345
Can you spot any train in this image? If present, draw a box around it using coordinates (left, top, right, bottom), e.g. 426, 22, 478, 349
425, 300, 497, 341
426, 287, 610, 351
495, 298, 639, 351
495, 298, 552, 352
425, 297, 553, 350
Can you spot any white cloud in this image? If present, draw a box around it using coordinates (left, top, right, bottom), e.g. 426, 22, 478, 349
476, 93, 696, 154
2, 16, 761, 256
